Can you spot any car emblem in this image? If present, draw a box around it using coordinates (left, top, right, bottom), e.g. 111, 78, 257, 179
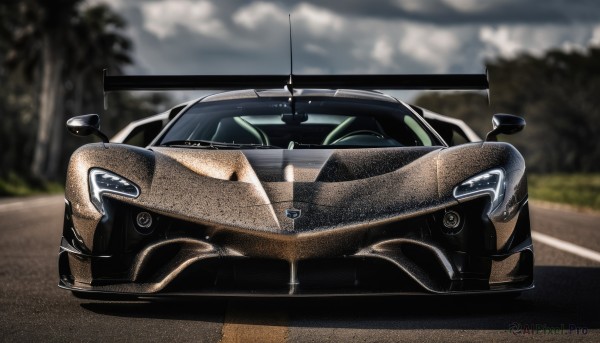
285, 208, 301, 219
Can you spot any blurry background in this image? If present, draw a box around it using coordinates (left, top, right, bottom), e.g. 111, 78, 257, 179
0, 0, 599, 209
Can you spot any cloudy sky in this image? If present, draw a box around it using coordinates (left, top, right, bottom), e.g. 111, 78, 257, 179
89, 0, 600, 78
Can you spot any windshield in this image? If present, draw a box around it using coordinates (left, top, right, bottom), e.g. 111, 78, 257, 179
157, 97, 441, 149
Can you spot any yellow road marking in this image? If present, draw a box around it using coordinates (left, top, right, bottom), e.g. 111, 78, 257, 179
220, 300, 288, 343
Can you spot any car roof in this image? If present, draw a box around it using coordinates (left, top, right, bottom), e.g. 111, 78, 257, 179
199, 88, 399, 104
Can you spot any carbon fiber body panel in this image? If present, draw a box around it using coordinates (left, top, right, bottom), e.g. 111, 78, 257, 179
59, 140, 533, 297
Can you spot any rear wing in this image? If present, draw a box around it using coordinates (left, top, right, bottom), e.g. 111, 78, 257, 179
102, 70, 489, 108
103, 71, 488, 92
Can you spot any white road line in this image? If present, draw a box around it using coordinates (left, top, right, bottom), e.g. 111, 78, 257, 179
532, 231, 600, 264
0, 196, 62, 214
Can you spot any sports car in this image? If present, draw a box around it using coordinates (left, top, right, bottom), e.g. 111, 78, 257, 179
59, 73, 533, 298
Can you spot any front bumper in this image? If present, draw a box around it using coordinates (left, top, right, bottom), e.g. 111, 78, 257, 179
58, 197, 534, 297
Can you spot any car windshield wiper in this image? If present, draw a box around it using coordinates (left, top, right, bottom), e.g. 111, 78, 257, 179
291, 143, 403, 149
159, 140, 280, 149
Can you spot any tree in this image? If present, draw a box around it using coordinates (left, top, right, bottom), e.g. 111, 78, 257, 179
414, 47, 600, 173
3, 0, 133, 180
51, 4, 133, 177
69, 4, 133, 115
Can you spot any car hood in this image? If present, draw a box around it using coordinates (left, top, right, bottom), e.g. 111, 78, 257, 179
66, 143, 524, 235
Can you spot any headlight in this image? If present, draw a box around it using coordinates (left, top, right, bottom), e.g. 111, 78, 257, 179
452, 169, 505, 210
89, 168, 140, 214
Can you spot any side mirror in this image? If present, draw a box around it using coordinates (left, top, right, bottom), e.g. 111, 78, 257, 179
485, 113, 525, 142
66, 114, 109, 143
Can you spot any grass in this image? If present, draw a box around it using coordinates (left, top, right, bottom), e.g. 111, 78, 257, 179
528, 174, 600, 211
0, 173, 63, 197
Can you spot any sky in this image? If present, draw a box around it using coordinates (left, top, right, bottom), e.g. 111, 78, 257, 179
87, 0, 600, 79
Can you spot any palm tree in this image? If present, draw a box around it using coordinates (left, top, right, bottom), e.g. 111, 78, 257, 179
3, 0, 132, 180
47, 4, 133, 177
72, 4, 132, 112
32, 0, 81, 180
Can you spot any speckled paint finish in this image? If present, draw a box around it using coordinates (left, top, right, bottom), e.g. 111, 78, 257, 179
60, 124, 531, 296
66, 145, 449, 239
437, 142, 528, 250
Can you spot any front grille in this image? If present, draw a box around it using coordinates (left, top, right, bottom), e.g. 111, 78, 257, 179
163, 258, 289, 293
297, 258, 421, 293
162, 256, 422, 294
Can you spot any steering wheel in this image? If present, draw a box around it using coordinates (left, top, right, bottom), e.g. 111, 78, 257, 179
331, 130, 385, 145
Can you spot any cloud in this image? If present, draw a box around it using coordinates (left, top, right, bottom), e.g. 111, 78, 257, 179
307, 0, 600, 25
398, 24, 463, 71
92, 0, 600, 81
394, 0, 439, 14
84, 0, 125, 9
304, 43, 328, 56
233, 2, 345, 38
479, 26, 524, 58
371, 38, 395, 67
590, 25, 600, 46
440, 0, 498, 13
141, 0, 227, 39
293, 3, 345, 37
233, 1, 287, 30
479, 24, 596, 59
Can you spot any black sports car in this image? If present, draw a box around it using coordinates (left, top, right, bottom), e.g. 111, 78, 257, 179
59, 73, 533, 298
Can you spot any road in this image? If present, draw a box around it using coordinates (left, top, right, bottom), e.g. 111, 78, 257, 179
0, 195, 599, 342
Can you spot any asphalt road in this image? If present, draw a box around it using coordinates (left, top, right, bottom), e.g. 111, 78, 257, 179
1, 195, 599, 342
